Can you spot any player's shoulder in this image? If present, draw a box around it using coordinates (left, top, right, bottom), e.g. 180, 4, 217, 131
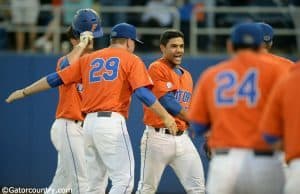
148, 58, 168, 71
178, 65, 192, 77
267, 53, 294, 66
56, 55, 68, 70
56, 56, 65, 65
203, 60, 231, 75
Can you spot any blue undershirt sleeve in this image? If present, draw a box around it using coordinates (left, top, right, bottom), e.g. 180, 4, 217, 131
134, 87, 157, 107
263, 133, 281, 144
191, 122, 210, 137
59, 57, 70, 70
159, 92, 182, 116
46, 72, 63, 88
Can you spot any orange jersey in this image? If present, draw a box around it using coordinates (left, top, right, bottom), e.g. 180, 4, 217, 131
55, 56, 84, 121
260, 65, 300, 163
188, 50, 290, 150
58, 47, 153, 118
143, 58, 193, 130
261, 52, 294, 69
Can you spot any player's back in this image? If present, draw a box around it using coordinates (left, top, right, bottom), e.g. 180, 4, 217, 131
78, 47, 151, 117
202, 50, 288, 150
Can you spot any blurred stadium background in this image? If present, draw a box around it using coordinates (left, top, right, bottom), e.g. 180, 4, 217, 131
0, 0, 299, 193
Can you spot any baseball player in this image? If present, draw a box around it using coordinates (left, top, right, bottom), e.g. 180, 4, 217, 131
136, 29, 205, 194
257, 22, 294, 68
6, 22, 177, 194
188, 23, 289, 194
260, 65, 300, 194
45, 9, 103, 194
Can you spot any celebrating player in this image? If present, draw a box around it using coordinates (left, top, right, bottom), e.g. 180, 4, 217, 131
136, 29, 205, 194
46, 8, 102, 194
188, 23, 289, 194
260, 64, 300, 194
6, 22, 177, 194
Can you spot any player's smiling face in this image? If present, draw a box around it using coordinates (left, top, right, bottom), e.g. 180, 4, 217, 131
161, 37, 184, 67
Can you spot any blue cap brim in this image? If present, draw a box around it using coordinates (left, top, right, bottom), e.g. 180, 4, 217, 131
135, 39, 143, 44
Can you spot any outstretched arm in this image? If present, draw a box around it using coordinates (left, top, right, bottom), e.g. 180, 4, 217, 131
6, 31, 93, 104
6, 72, 63, 103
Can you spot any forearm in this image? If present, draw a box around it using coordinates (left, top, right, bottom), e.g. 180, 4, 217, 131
6, 77, 52, 103
149, 100, 172, 121
134, 87, 178, 133
176, 108, 189, 123
66, 42, 87, 63
23, 77, 51, 96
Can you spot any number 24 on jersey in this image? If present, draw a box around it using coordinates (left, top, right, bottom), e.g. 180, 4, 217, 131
214, 69, 260, 107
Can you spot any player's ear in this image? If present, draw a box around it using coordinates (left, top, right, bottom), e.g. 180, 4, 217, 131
226, 39, 234, 55
160, 44, 165, 53
126, 39, 130, 49
70, 38, 78, 47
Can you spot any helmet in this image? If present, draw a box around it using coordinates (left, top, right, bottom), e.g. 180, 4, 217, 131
72, 8, 103, 38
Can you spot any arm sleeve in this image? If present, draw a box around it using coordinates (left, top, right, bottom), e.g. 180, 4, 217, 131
259, 79, 285, 139
58, 57, 70, 70
46, 72, 63, 88
159, 92, 182, 116
57, 57, 82, 84
134, 87, 157, 107
127, 56, 153, 91
191, 121, 210, 137
263, 133, 281, 144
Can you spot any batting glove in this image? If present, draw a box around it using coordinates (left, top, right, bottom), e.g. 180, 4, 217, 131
79, 31, 94, 48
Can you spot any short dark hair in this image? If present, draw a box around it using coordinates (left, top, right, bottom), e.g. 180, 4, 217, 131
232, 44, 260, 52
66, 26, 78, 40
160, 29, 184, 46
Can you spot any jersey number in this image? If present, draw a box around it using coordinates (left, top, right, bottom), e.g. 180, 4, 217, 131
215, 69, 259, 106
89, 57, 120, 83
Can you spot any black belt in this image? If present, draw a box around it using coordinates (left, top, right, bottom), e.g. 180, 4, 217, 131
215, 149, 274, 156
154, 128, 184, 136
74, 120, 83, 127
97, 112, 112, 117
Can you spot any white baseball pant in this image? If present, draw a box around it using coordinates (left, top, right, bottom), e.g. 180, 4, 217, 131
46, 118, 88, 194
207, 148, 285, 194
285, 158, 300, 194
136, 126, 205, 194
84, 112, 134, 194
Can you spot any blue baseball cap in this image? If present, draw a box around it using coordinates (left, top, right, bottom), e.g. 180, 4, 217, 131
110, 23, 143, 44
256, 22, 274, 43
231, 23, 263, 46
72, 8, 103, 38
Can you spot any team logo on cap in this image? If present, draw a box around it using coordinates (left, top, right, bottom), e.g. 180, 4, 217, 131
264, 35, 271, 42
242, 34, 254, 44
